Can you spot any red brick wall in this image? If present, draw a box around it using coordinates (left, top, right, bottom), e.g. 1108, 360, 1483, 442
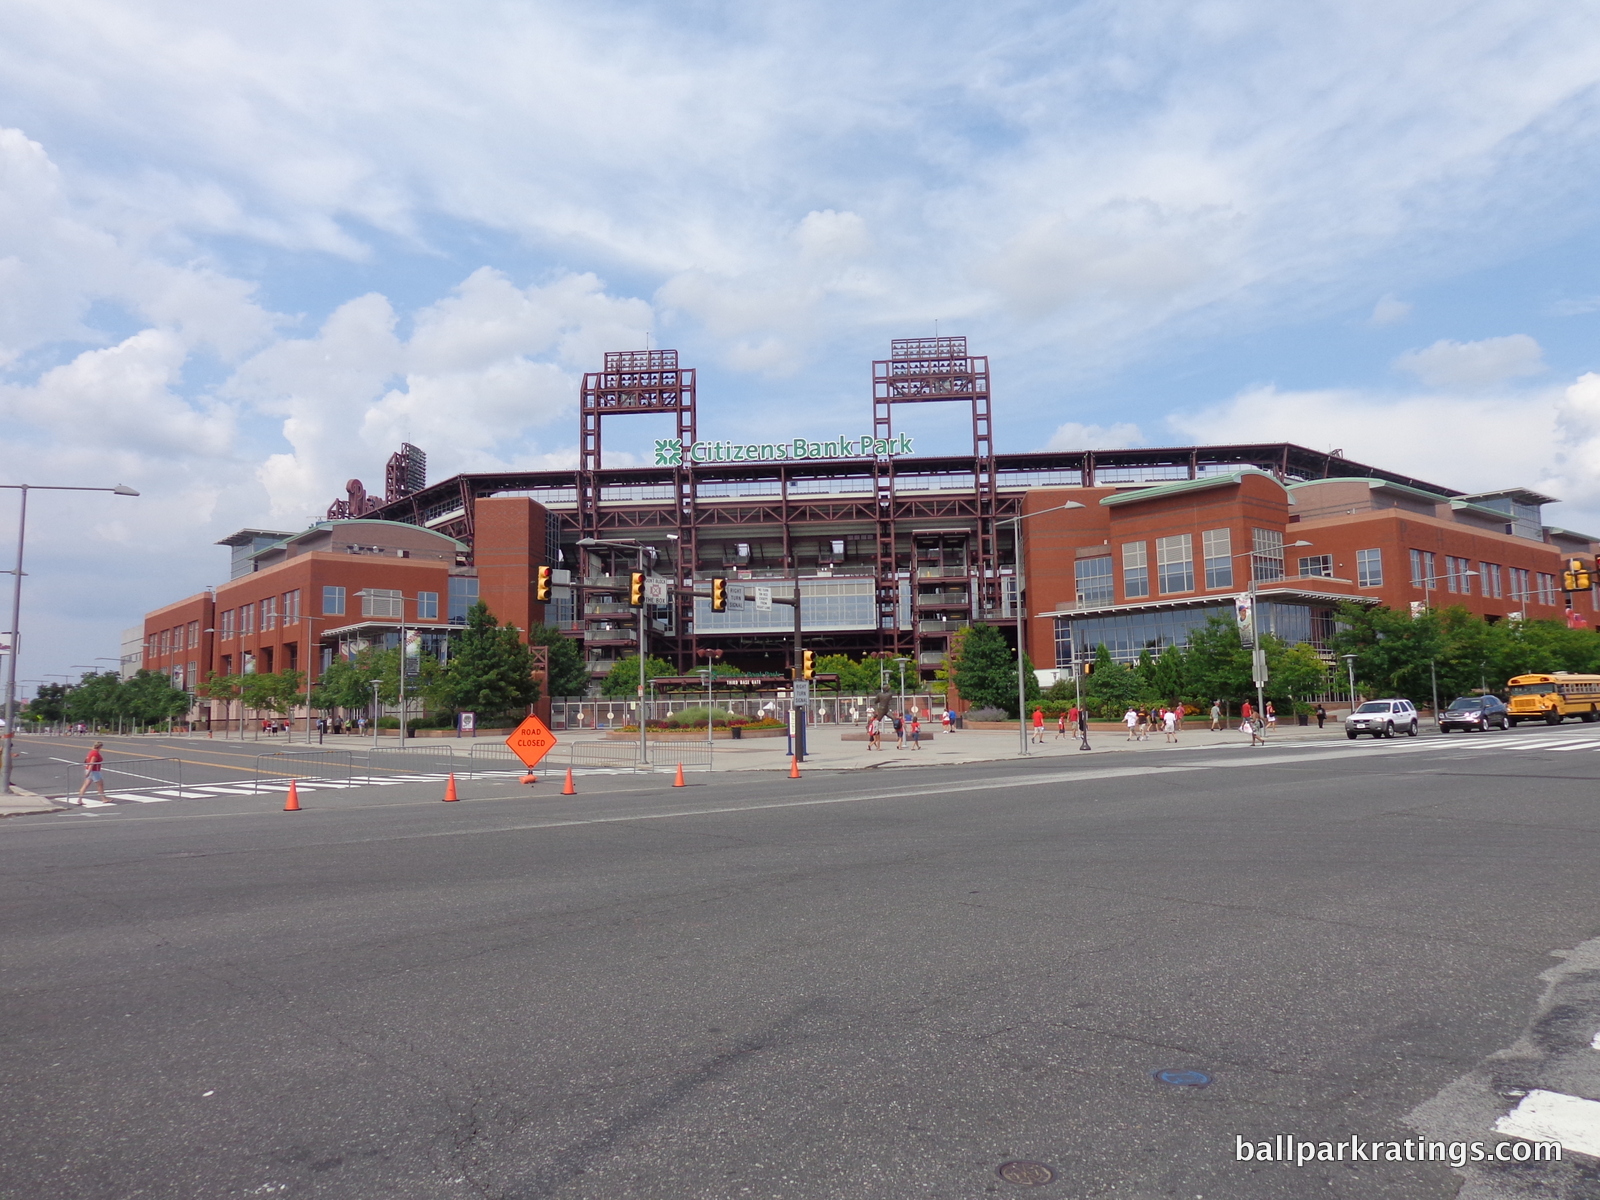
474, 496, 550, 638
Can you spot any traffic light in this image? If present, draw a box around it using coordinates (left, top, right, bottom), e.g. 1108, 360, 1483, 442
535, 565, 553, 602
711, 577, 727, 612
1563, 558, 1593, 593
1082, 661, 1095, 677
802, 650, 815, 680
629, 572, 645, 606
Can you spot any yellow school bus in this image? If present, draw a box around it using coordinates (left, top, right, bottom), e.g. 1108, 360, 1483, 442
1505, 673, 1600, 726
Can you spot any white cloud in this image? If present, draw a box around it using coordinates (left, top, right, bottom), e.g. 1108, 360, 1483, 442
1369, 294, 1412, 326
1394, 334, 1545, 389
1044, 420, 1146, 451
0, 126, 278, 365
1165, 378, 1594, 528
224, 269, 652, 519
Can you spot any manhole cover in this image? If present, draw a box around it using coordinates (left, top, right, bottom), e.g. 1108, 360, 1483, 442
997, 1160, 1056, 1186
1152, 1068, 1212, 1087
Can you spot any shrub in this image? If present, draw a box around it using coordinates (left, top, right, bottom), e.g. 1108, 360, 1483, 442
665, 706, 736, 728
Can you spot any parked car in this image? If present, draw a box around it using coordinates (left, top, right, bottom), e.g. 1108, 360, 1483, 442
1346, 699, 1419, 738
1439, 695, 1509, 733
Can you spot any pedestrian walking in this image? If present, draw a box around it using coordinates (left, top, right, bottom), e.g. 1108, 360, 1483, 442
941, 708, 952, 733
1315, 704, 1327, 729
1136, 707, 1150, 741
867, 715, 881, 750
1240, 699, 1254, 731
1123, 707, 1138, 740
1265, 701, 1277, 730
76, 742, 107, 802
1032, 707, 1046, 744
1056, 712, 1068, 740
893, 711, 904, 749
1163, 707, 1179, 743
1209, 700, 1222, 731
910, 714, 922, 749
1245, 717, 1266, 746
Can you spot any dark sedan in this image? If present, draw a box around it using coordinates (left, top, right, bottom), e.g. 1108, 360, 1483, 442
1439, 695, 1509, 732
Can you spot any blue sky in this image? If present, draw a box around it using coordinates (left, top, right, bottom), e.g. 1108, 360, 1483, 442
4, 0, 1600, 685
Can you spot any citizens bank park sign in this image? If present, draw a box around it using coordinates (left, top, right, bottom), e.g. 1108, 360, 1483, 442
653, 434, 914, 467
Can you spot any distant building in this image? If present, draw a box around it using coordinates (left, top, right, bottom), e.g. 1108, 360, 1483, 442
134, 338, 1600, 722
1023, 471, 1599, 674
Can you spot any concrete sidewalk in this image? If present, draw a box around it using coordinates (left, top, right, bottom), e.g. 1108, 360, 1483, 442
0, 786, 69, 818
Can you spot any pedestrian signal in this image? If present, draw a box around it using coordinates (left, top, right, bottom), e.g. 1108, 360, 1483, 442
629, 572, 645, 606
535, 565, 553, 602
802, 650, 815, 680
711, 577, 727, 612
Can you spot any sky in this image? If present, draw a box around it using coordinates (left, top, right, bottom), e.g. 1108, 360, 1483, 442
4, 0, 1600, 690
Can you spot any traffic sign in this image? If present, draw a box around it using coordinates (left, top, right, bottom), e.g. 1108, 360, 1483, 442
754, 586, 772, 611
644, 577, 670, 603
505, 714, 558, 767
793, 680, 810, 702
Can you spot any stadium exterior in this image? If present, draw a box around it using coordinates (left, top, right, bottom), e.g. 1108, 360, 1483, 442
137, 336, 1599, 715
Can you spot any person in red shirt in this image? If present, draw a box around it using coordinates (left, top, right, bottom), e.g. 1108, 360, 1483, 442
1032, 707, 1046, 743
76, 742, 106, 802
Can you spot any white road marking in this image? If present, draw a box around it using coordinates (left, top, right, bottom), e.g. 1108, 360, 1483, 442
1494, 1089, 1600, 1158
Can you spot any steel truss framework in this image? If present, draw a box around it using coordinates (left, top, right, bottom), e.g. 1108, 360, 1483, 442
370, 345, 1462, 676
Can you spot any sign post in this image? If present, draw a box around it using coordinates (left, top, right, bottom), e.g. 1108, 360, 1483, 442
506, 714, 558, 771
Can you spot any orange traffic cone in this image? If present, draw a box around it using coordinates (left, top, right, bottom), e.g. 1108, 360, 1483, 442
283, 779, 300, 811
562, 768, 576, 795
789, 756, 801, 779
673, 762, 686, 787
443, 773, 459, 802
520, 772, 537, 786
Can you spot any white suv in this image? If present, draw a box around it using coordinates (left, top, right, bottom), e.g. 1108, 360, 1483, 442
1346, 699, 1419, 739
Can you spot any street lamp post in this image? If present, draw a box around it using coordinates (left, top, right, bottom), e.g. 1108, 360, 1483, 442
354, 592, 439, 745
1415, 569, 1477, 727
894, 657, 909, 738
1003, 502, 1085, 757
1, 482, 139, 794
1341, 653, 1359, 713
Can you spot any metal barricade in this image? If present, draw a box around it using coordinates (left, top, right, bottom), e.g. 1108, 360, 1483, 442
253, 749, 355, 793
646, 743, 714, 773
567, 742, 646, 772
58, 755, 184, 799
466, 743, 525, 779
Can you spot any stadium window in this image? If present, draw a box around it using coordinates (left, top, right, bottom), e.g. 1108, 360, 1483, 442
1121, 542, 1148, 599
1156, 534, 1194, 595
1202, 529, 1233, 589
1298, 554, 1333, 578
322, 585, 346, 616
416, 591, 439, 620
1356, 548, 1382, 587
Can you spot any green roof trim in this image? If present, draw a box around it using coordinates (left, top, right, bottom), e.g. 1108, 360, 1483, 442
1099, 469, 1288, 508
250, 518, 469, 558
1288, 476, 1449, 504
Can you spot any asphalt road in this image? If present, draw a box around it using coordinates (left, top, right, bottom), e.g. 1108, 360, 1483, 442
3, 728, 1599, 1199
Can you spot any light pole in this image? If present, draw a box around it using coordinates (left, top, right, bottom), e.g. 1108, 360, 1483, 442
1341, 653, 1358, 713
354, 592, 439, 745
1003, 501, 1085, 756
370, 679, 382, 749
1, 482, 139, 794
577, 537, 651, 765
1414, 569, 1477, 727
894, 656, 909, 740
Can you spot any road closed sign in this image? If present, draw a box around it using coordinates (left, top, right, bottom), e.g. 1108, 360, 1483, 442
505, 714, 558, 767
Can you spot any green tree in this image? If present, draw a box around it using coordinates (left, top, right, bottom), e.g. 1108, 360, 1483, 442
1181, 616, 1256, 706
600, 653, 678, 697
310, 655, 382, 712
121, 669, 194, 724
241, 670, 305, 718
1270, 643, 1330, 710
432, 601, 540, 719
1149, 644, 1188, 706
1081, 644, 1141, 716
949, 622, 1025, 715
528, 624, 590, 698
63, 671, 122, 727
25, 682, 71, 724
